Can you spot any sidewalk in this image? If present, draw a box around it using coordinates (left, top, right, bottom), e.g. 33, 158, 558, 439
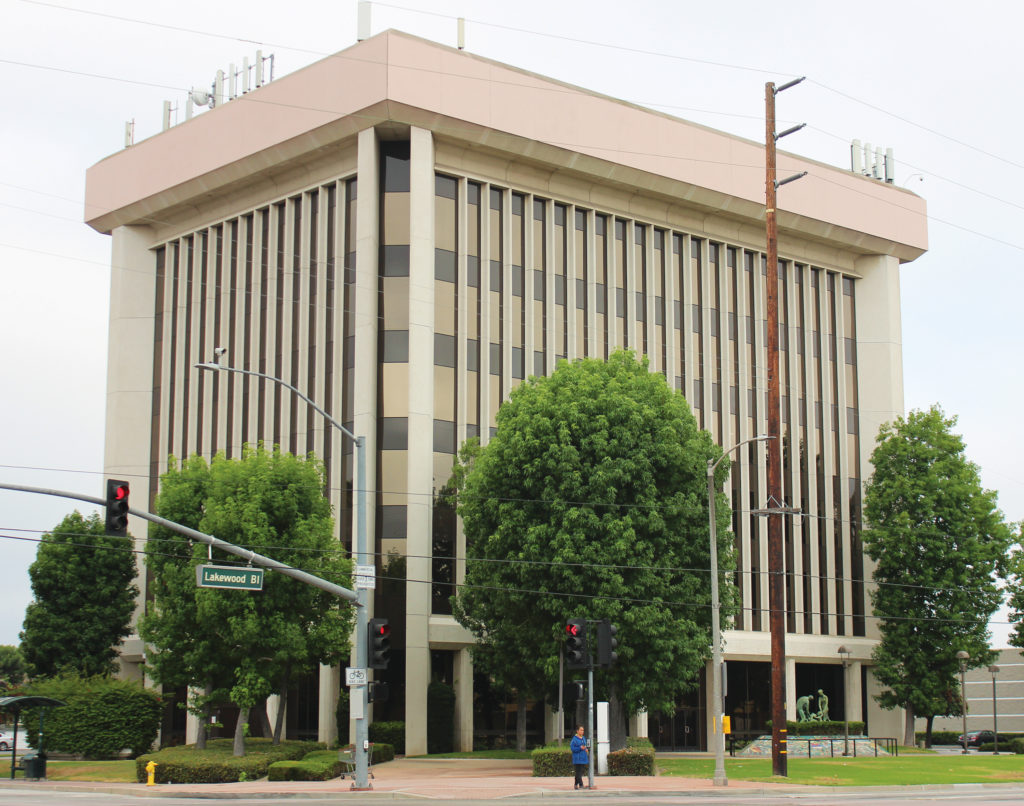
0, 757, 820, 800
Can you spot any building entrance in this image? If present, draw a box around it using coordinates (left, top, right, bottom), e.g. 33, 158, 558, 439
650, 707, 702, 751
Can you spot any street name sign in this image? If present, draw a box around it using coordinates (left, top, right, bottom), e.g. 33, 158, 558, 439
196, 565, 265, 591
355, 564, 376, 589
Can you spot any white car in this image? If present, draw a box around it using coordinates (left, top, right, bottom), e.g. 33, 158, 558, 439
0, 730, 13, 751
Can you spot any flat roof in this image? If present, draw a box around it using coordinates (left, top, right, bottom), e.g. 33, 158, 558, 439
85, 30, 926, 259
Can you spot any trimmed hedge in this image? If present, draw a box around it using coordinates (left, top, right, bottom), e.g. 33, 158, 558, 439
135, 738, 320, 783
919, 731, 961, 745
369, 721, 405, 755
427, 681, 455, 754
23, 674, 162, 758
268, 750, 345, 781
531, 745, 573, 777
607, 740, 654, 776
532, 737, 655, 777
978, 736, 1024, 753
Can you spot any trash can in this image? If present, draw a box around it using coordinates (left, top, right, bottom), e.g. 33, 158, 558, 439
22, 754, 46, 779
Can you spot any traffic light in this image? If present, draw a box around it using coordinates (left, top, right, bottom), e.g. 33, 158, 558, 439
565, 619, 589, 669
597, 620, 618, 667
368, 618, 391, 669
368, 681, 390, 703
105, 479, 130, 536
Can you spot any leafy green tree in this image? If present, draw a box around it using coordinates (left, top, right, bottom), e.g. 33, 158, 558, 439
0, 645, 27, 690
20, 511, 138, 679
1000, 523, 1024, 650
140, 446, 354, 755
863, 405, 1011, 746
453, 351, 732, 747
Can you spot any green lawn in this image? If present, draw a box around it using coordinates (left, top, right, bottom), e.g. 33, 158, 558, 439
13, 760, 138, 782
658, 755, 1024, 786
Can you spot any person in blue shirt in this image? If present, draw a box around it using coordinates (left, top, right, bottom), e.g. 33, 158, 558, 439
570, 724, 589, 789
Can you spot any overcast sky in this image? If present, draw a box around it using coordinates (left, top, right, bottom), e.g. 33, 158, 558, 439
1, 0, 1021, 650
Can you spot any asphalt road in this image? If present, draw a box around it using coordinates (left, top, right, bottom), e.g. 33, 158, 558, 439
3, 787, 1024, 806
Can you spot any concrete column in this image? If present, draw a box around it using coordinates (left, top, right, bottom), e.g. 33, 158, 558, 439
628, 710, 648, 738
848, 660, 863, 724
404, 125, 436, 757
785, 657, 797, 721
319, 662, 340, 744
453, 648, 474, 751
853, 254, 903, 642
106, 224, 156, 671
349, 126, 380, 743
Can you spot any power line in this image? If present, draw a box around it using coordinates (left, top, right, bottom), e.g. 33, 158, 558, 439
1, 531, 1011, 629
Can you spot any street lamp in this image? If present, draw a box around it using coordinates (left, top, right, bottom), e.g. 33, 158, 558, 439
956, 650, 970, 755
837, 646, 850, 756
196, 355, 371, 790
989, 664, 1000, 755
707, 434, 773, 788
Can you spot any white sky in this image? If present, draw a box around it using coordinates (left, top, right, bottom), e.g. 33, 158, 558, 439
0, 0, 1021, 650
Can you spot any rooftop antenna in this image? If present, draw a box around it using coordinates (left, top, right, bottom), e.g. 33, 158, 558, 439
161, 101, 176, 132
458, 17, 465, 50
124, 119, 135, 148
358, 1, 371, 41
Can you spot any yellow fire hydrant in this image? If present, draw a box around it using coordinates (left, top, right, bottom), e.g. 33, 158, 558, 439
146, 760, 157, 786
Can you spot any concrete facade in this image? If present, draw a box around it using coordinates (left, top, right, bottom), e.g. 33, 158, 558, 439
86, 30, 927, 753
925, 648, 1024, 737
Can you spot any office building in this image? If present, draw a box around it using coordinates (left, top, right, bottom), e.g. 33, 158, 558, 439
85, 30, 928, 752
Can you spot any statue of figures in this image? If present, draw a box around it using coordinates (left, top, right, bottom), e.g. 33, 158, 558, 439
816, 688, 829, 721
796, 694, 814, 722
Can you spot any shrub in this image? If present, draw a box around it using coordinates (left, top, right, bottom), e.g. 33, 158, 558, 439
268, 750, 345, 781
920, 731, 961, 745
531, 745, 573, 777
976, 736, 1024, 754
607, 744, 654, 776
427, 681, 455, 754
135, 738, 319, 783
369, 721, 404, 755
335, 688, 349, 747
23, 674, 162, 758
1005, 737, 1024, 754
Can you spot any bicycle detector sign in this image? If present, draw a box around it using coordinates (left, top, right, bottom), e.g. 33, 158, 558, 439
196, 565, 265, 591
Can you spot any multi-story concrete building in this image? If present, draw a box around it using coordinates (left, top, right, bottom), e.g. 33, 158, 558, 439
85, 30, 927, 753
926, 648, 1024, 739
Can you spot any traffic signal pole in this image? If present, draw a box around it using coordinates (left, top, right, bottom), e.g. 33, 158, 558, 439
0, 482, 366, 779
587, 666, 595, 789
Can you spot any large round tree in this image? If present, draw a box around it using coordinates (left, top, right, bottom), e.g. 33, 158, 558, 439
863, 405, 1011, 747
20, 511, 138, 678
453, 350, 732, 743
140, 446, 354, 754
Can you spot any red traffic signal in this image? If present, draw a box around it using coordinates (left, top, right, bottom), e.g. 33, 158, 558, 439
105, 479, 130, 536
565, 619, 589, 669
368, 618, 391, 669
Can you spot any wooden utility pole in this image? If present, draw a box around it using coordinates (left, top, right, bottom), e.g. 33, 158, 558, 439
764, 77, 806, 778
